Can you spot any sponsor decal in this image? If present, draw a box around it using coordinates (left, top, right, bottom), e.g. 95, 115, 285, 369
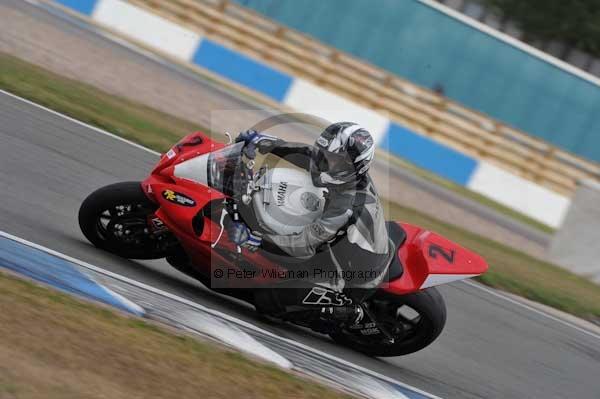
316, 136, 329, 147
349, 322, 381, 335
302, 286, 352, 306
162, 190, 196, 207
300, 192, 320, 212
359, 327, 381, 336
166, 149, 177, 159
350, 322, 377, 330
149, 217, 168, 232
310, 223, 327, 237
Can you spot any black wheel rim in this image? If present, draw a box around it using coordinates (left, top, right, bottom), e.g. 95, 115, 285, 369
94, 202, 174, 254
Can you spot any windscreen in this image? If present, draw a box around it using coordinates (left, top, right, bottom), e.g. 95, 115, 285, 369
207, 142, 246, 197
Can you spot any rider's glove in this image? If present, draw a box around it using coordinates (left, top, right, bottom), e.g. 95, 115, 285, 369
226, 221, 262, 252
235, 130, 277, 159
243, 231, 263, 252
235, 129, 262, 144
236, 129, 261, 159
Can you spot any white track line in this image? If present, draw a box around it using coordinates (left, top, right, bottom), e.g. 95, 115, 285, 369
462, 280, 600, 340
0, 89, 159, 156
0, 230, 440, 399
2, 88, 599, 342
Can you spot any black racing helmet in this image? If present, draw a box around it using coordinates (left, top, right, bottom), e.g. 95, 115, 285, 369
311, 122, 375, 186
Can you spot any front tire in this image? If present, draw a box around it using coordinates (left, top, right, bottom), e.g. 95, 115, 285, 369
329, 288, 447, 357
79, 182, 179, 259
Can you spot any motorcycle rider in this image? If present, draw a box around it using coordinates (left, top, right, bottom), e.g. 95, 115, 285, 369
228, 122, 391, 298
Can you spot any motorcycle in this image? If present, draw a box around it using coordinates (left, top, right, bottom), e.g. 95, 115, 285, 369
79, 131, 488, 357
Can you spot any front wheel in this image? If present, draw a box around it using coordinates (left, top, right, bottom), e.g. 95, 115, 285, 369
78, 182, 180, 259
329, 288, 447, 357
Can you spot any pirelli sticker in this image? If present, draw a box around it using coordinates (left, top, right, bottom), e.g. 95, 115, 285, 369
162, 190, 196, 207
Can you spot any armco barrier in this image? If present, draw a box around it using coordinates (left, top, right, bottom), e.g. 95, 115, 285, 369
51, 0, 570, 227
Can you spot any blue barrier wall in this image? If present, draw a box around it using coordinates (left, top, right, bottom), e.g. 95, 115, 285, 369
193, 39, 293, 102
234, 0, 600, 164
382, 123, 478, 186
55, 0, 97, 14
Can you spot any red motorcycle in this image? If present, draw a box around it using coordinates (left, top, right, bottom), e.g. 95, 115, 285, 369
79, 131, 488, 356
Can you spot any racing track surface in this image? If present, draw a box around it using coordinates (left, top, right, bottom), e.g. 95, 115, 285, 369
1, 91, 600, 398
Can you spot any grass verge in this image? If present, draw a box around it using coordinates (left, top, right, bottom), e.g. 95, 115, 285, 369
0, 53, 205, 152
0, 271, 351, 399
0, 53, 598, 323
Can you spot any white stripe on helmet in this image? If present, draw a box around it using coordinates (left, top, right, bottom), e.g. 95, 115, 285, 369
327, 123, 363, 153
354, 144, 375, 163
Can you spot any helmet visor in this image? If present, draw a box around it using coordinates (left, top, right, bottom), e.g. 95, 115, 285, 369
312, 148, 357, 185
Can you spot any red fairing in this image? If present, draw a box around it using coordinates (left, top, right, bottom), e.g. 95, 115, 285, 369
384, 223, 488, 295
142, 131, 228, 257
142, 131, 224, 202
150, 182, 223, 238
140, 131, 289, 287
151, 132, 224, 176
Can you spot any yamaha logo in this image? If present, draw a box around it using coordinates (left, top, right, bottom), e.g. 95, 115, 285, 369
276, 182, 288, 206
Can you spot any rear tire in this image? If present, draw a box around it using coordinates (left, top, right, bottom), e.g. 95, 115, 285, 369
79, 182, 179, 259
329, 288, 447, 357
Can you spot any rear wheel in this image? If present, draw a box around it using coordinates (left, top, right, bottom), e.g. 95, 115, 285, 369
78, 182, 179, 259
329, 288, 447, 357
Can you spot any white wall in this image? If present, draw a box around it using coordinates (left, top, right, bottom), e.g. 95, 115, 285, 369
93, 0, 202, 60
468, 162, 571, 228
283, 79, 390, 145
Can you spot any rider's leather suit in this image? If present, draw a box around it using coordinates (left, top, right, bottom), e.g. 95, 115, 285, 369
253, 140, 391, 291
